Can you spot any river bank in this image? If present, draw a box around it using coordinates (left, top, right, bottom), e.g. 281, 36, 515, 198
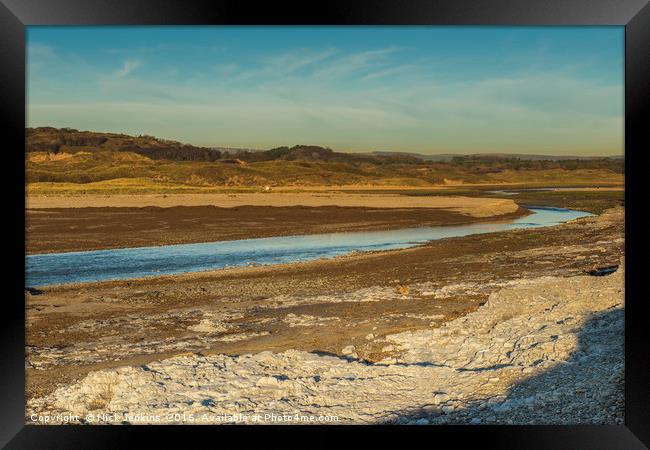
26, 207, 588, 286
26, 195, 522, 254
28, 260, 624, 424
26, 207, 624, 412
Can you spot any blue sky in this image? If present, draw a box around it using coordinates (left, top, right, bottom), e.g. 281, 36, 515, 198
27, 26, 623, 155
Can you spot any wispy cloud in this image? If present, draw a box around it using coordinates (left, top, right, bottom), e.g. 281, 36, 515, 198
263, 48, 337, 75
215, 63, 240, 76
26, 27, 623, 155
105, 43, 226, 54
114, 59, 141, 78
313, 47, 403, 79
361, 64, 417, 81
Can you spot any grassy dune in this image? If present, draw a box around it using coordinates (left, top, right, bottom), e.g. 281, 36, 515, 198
27, 150, 623, 195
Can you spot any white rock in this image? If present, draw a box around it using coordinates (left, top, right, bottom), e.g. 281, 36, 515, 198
27, 253, 625, 425
433, 393, 450, 405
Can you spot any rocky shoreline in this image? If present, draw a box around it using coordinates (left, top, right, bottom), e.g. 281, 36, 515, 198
28, 256, 624, 424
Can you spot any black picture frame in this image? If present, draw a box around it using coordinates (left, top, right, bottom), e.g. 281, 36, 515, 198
1, 0, 648, 447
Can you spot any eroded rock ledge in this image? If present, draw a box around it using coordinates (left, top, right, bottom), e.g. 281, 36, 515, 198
28, 262, 624, 425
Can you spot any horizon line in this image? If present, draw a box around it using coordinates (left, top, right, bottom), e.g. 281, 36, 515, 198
26, 126, 623, 159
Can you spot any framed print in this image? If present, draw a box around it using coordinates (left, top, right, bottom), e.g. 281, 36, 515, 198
1, 0, 648, 447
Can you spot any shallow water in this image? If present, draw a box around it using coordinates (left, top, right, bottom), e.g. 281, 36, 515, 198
26, 207, 592, 287
487, 187, 615, 195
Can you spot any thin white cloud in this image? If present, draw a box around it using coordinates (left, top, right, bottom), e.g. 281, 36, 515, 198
114, 59, 141, 78
313, 47, 403, 79
27, 43, 623, 155
361, 64, 417, 81
263, 48, 337, 75
105, 43, 226, 54
215, 63, 240, 76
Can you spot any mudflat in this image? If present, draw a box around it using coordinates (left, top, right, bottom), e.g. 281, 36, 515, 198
26, 195, 523, 254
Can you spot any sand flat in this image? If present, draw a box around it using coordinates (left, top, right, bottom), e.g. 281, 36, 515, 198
27, 193, 519, 218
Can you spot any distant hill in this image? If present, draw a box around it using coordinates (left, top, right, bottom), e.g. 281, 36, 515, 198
369, 151, 456, 162
26, 127, 223, 162
25, 128, 421, 165
26, 127, 624, 189
212, 147, 265, 155
370, 151, 624, 162
27, 127, 623, 165
234, 145, 422, 165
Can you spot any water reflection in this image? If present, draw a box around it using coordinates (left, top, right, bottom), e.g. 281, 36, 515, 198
26, 207, 592, 287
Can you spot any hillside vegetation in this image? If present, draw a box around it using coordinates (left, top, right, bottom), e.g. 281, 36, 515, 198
26, 127, 624, 193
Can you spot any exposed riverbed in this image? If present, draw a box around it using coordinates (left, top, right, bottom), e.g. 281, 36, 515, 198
26, 207, 622, 408
26, 207, 591, 286
26, 209, 624, 424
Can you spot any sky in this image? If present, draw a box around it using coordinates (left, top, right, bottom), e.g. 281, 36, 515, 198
27, 26, 623, 155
